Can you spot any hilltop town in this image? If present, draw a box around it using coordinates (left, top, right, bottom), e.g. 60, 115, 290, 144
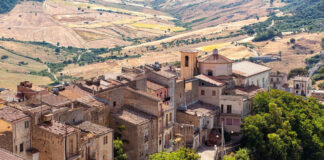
0, 48, 322, 160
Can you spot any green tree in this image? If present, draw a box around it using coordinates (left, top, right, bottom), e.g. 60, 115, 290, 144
224, 148, 250, 160
114, 139, 127, 160
242, 90, 324, 160
1, 55, 8, 59
149, 148, 200, 160
288, 68, 308, 79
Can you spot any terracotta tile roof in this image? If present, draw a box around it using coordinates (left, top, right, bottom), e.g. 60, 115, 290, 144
232, 61, 271, 77
35, 93, 71, 107
76, 121, 113, 135
185, 101, 217, 117
77, 95, 108, 107
147, 81, 166, 91
0, 106, 29, 123
0, 148, 25, 160
199, 54, 233, 64
195, 74, 225, 86
38, 120, 79, 136
59, 85, 90, 101
27, 105, 51, 114
233, 86, 263, 98
113, 108, 151, 125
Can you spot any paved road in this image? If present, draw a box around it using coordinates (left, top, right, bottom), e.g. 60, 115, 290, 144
198, 146, 215, 160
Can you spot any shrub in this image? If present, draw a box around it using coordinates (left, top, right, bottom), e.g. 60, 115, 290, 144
1, 55, 8, 59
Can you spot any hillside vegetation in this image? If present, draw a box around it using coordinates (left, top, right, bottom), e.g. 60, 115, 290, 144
244, 0, 324, 41
242, 89, 324, 160
0, 0, 17, 13
0, 0, 44, 13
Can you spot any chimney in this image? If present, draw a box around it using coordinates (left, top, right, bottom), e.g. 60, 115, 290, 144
43, 114, 53, 122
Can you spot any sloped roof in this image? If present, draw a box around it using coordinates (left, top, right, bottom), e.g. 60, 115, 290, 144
0, 148, 25, 160
113, 108, 151, 125
59, 85, 90, 101
38, 120, 79, 136
76, 121, 113, 135
198, 54, 233, 64
232, 61, 271, 77
35, 93, 71, 107
0, 106, 29, 123
233, 86, 263, 98
195, 74, 225, 86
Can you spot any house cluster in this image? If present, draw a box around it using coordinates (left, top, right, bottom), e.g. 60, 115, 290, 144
0, 49, 272, 160
269, 71, 317, 99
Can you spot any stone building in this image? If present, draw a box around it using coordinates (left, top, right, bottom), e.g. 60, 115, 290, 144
311, 90, 324, 102
0, 106, 34, 159
33, 118, 81, 160
177, 49, 270, 145
75, 121, 113, 160
17, 81, 48, 100
232, 61, 271, 90
176, 101, 217, 147
292, 76, 312, 97
270, 71, 288, 90
147, 80, 169, 105
110, 107, 154, 160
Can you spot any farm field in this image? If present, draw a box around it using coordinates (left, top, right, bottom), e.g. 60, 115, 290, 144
0, 70, 52, 91
252, 32, 324, 74
0, 0, 182, 48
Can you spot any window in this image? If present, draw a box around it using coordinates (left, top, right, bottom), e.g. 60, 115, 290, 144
257, 80, 259, 87
25, 121, 29, 128
20, 143, 24, 152
159, 138, 162, 145
276, 78, 279, 82
212, 90, 216, 96
185, 56, 189, 67
233, 119, 240, 126
296, 84, 299, 89
15, 145, 17, 153
207, 70, 213, 76
226, 118, 232, 125
166, 114, 168, 126
113, 101, 116, 107
144, 130, 149, 142
227, 105, 232, 114
201, 82, 205, 86
201, 90, 205, 96
70, 140, 73, 156
160, 92, 162, 98
169, 113, 172, 122
103, 136, 108, 145
221, 105, 224, 113
271, 78, 273, 82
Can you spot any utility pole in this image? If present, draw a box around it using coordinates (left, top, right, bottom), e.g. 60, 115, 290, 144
220, 121, 225, 159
